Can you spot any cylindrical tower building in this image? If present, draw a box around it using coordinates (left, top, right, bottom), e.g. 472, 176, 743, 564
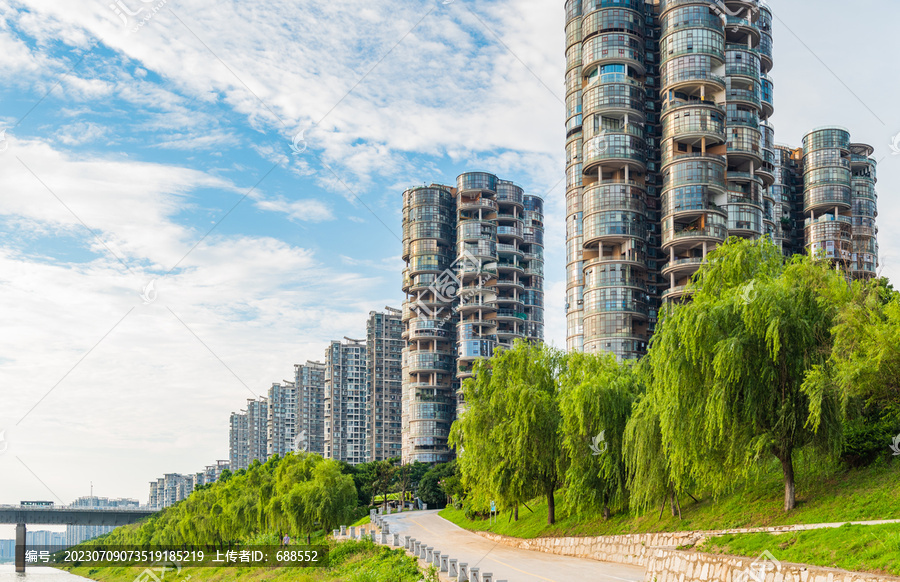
565, 0, 585, 352
659, 0, 729, 303
456, 171, 500, 384
849, 143, 878, 279
523, 194, 546, 341
802, 127, 853, 265
401, 186, 457, 464
579, 0, 651, 358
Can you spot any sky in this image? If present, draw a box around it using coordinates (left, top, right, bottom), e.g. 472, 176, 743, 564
1, 0, 899, 534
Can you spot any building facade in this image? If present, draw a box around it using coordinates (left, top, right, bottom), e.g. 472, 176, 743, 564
401, 172, 545, 463
229, 410, 249, 471
296, 360, 327, 457
149, 461, 229, 510
564, 0, 877, 358
229, 397, 268, 471
267, 380, 297, 459
324, 338, 368, 464
366, 308, 404, 462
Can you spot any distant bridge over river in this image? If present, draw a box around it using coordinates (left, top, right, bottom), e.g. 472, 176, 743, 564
0, 504, 156, 572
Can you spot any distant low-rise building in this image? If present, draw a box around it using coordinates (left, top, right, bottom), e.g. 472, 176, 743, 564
148, 461, 229, 509
65, 497, 139, 546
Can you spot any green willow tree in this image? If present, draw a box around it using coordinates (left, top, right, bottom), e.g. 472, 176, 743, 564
559, 352, 637, 519
92, 452, 357, 547
450, 341, 565, 524
645, 237, 845, 511
805, 277, 900, 414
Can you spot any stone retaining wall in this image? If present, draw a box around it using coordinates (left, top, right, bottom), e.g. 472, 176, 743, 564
646, 548, 900, 582
477, 530, 701, 567
477, 530, 900, 582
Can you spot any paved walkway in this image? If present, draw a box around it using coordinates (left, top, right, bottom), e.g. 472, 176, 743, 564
382, 510, 645, 582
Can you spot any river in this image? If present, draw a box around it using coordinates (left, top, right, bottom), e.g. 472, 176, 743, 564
0, 565, 93, 580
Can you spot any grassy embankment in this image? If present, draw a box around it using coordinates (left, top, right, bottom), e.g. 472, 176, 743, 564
439, 461, 900, 575
65, 539, 426, 582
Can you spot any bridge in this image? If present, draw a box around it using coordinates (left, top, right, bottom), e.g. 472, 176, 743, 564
0, 504, 156, 572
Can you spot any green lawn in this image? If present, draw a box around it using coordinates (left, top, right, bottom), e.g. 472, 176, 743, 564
440, 460, 900, 539
65, 540, 423, 582
696, 523, 900, 577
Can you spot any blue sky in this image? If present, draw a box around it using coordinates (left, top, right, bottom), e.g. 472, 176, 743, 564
1, 0, 900, 526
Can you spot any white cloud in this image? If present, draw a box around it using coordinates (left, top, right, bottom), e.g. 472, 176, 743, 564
254, 196, 334, 223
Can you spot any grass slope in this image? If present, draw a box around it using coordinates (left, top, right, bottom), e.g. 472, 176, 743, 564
697, 523, 900, 577
65, 540, 423, 582
440, 461, 900, 539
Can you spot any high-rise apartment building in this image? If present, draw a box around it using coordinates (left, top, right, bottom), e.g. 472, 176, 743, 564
229, 410, 249, 470
565, 0, 877, 357
324, 337, 368, 464
401, 171, 545, 463
267, 380, 297, 458
228, 397, 268, 470
366, 308, 404, 462
296, 360, 327, 457
247, 397, 268, 464
149, 461, 229, 510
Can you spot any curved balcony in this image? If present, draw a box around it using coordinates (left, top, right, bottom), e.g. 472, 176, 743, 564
581, 6, 644, 42
407, 352, 455, 374
803, 127, 851, 154
497, 225, 524, 241
727, 204, 764, 236
583, 132, 647, 174
659, 28, 725, 66
566, 17, 583, 50
661, 153, 727, 187
760, 75, 774, 119
723, 16, 760, 45
495, 277, 525, 292
661, 256, 704, 277
583, 211, 648, 247
661, 189, 727, 220
457, 171, 498, 194
582, 248, 648, 271
662, 102, 727, 146
458, 198, 499, 213
583, 289, 649, 318
662, 285, 694, 302
407, 319, 454, 340
582, 181, 647, 214
407, 256, 453, 277
804, 185, 852, 214
582, 0, 644, 13
495, 309, 528, 322
661, 5, 723, 38
725, 49, 761, 81
583, 81, 646, 119
496, 182, 525, 207
565, 0, 582, 22
497, 242, 523, 257
457, 220, 497, 243
726, 126, 763, 163
457, 339, 497, 362
660, 59, 726, 93
662, 221, 728, 248
583, 34, 646, 76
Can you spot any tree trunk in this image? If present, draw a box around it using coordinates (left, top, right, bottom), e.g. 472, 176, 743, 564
670, 491, 677, 517
602, 505, 611, 520
546, 489, 556, 525
778, 449, 797, 511
513, 506, 519, 522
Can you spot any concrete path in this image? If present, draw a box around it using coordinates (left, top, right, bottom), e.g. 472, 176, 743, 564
382, 510, 645, 582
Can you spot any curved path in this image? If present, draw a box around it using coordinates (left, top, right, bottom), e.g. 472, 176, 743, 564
382, 510, 645, 582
